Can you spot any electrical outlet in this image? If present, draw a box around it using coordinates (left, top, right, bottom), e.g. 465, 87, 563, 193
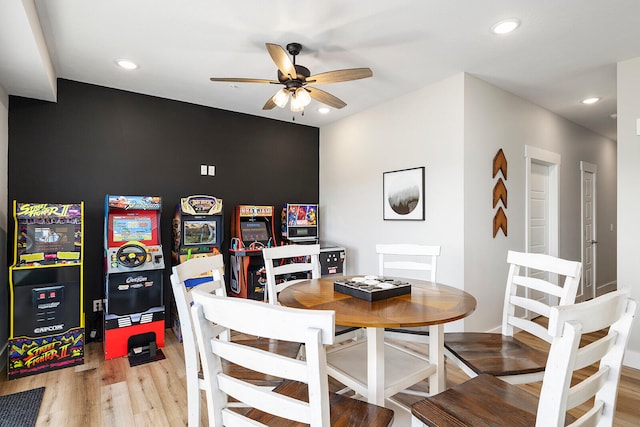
93, 299, 103, 312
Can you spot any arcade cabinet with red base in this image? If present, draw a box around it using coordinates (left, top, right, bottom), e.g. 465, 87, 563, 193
229, 205, 277, 300
8, 201, 85, 379
103, 195, 165, 363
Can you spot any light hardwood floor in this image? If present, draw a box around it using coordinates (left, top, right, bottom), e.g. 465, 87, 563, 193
0, 329, 638, 426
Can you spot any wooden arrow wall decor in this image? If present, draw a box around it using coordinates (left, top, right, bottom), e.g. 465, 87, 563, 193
493, 149, 507, 237
493, 149, 507, 179
493, 206, 508, 237
493, 178, 507, 208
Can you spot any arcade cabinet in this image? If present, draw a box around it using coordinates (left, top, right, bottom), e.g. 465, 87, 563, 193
172, 195, 223, 263
8, 201, 85, 379
281, 203, 346, 276
229, 205, 277, 300
171, 195, 223, 340
281, 203, 319, 243
103, 195, 165, 362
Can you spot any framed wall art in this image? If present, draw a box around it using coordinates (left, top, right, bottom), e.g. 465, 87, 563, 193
383, 166, 425, 220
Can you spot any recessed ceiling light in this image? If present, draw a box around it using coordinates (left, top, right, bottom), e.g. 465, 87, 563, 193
318, 107, 330, 114
581, 97, 600, 105
491, 18, 520, 35
116, 59, 138, 70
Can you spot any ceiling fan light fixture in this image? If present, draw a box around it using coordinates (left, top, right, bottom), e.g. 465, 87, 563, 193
290, 94, 305, 112
295, 88, 311, 106
272, 88, 289, 108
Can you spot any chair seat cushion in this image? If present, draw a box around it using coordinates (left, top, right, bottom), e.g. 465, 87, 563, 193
411, 374, 538, 426
444, 332, 548, 376
245, 380, 395, 426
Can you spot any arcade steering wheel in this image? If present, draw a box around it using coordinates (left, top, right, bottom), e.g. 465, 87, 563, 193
116, 244, 148, 268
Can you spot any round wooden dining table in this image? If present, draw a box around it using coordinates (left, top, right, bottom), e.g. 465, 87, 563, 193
278, 275, 477, 406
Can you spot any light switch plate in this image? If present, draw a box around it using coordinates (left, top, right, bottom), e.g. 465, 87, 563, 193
200, 164, 207, 175
208, 165, 216, 176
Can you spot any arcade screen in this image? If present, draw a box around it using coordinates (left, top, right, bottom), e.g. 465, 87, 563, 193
183, 219, 217, 246
27, 224, 76, 254
284, 204, 318, 240
108, 211, 158, 247
240, 221, 270, 243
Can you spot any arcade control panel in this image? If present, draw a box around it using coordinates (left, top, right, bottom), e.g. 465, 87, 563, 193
106, 244, 165, 273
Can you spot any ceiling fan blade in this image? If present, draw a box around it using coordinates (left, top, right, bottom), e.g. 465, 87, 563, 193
209, 77, 279, 84
306, 86, 347, 109
266, 43, 297, 80
306, 68, 373, 85
263, 96, 277, 110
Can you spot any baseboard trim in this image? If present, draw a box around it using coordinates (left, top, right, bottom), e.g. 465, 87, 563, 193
623, 349, 640, 370
597, 280, 617, 295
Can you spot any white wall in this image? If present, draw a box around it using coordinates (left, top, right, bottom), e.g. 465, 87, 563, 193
320, 74, 467, 319
319, 74, 464, 329
617, 57, 640, 368
463, 74, 617, 331
320, 72, 618, 336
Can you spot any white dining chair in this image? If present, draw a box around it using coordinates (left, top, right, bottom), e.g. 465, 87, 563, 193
376, 243, 441, 344
444, 250, 583, 384
262, 243, 360, 343
190, 289, 395, 427
412, 288, 637, 427
170, 254, 300, 426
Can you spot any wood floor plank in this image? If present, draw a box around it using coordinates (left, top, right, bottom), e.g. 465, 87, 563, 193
0, 328, 637, 426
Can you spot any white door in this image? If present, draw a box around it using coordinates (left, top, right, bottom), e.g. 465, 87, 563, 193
525, 146, 560, 308
580, 161, 597, 301
529, 162, 550, 257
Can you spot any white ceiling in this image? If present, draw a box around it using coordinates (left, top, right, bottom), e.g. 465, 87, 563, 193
3, 0, 640, 141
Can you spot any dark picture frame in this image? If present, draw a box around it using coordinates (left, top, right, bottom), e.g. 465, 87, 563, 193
383, 166, 425, 220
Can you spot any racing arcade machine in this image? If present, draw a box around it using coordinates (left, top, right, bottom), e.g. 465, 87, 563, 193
229, 205, 276, 300
8, 202, 85, 379
104, 195, 165, 363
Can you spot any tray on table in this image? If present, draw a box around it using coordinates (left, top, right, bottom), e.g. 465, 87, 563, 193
334, 276, 411, 301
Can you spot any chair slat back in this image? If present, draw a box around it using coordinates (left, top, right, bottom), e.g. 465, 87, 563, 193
169, 254, 227, 427
502, 250, 582, 341
170, 254, 228, 359
190, 290, 335, 427
262, 244, 321, 305
376, 244, 440, 282
536, 288, 637, 427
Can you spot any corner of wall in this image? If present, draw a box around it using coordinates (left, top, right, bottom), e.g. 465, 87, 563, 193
0, 82, 9, 366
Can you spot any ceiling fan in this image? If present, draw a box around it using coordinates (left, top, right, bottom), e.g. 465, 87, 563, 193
210, 42, 373, 114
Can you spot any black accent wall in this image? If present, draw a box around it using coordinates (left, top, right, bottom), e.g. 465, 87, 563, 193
8, 79, 319, 333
